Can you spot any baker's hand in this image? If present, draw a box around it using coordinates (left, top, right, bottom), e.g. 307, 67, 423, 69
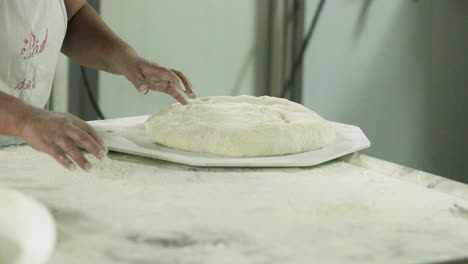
121, 56, 197, 105
16, 107, 107, 171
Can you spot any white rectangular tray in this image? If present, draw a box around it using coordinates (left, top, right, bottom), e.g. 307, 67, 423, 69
89, 115, 371, 167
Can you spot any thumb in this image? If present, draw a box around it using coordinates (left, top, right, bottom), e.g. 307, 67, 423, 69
136, 83, 149, 94
126, 69, 149, 94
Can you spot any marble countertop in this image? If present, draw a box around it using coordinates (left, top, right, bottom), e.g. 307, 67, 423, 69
1, 145, 467, 264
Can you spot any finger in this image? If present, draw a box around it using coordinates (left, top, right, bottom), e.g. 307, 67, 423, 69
172, 69, 197, 99
45, 144, 76, 171
149, 80, 169, 91
165, 87, 188, 105
141, 64, 187, 98
139, 78, 168, 94
70, 117, 107, 151
140, 67, 174, 94
148, 77, 169, 85
161, 73, 188, 104
128, 68, 149, 94
150, 82, 169, 88
172, 74, 186, 93
67, 125, 106, 160
142, 64, 172, 80
56, 137, 91, 171
166, 73, 188, 99
138, 84, 150, 94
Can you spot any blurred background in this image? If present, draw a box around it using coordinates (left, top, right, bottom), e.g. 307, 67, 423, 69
50, 0, 467, 183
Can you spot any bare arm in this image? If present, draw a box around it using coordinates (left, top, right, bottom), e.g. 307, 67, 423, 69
0, 91, 27, 137
0, 1, 197, 169
61, 1, 131, 74
61, 0, 196, 102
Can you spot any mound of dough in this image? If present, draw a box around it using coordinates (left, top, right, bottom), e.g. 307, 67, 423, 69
145, 95, 336, 157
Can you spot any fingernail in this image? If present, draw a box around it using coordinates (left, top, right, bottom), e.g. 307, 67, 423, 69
139, 84, 149, 94
84, 163, 92, 171
189, 91, 197, 99
98, 149, 107, 160
179, 82, 187, 92
68, 163, 76, 172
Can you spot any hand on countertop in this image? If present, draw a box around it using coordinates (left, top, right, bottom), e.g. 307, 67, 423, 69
15, 106, 107, 171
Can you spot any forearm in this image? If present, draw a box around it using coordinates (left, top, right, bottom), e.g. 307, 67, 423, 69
0, 91, 31, 137
61, 4, 136, 75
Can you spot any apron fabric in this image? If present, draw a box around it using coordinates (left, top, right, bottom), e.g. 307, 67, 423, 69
0, 0, 67, 146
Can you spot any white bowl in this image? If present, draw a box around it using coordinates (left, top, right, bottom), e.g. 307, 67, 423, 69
0, 188, 56, 264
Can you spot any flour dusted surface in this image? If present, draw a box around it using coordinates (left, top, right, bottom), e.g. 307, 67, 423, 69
145, 95, 336, 157
2, 146, 468, 264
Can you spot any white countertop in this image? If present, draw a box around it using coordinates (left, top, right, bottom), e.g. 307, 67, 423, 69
1, 145, 467, 264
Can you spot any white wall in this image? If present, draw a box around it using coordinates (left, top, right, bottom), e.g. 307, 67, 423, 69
303, 0, 467, 181
98, 0, 269, 118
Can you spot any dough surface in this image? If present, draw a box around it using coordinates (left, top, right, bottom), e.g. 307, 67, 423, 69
145, 95, 336, 157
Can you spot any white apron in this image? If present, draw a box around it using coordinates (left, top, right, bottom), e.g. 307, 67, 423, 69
0, 0, 67, 146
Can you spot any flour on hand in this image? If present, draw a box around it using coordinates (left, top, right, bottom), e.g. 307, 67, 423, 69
145, 95, 336, 157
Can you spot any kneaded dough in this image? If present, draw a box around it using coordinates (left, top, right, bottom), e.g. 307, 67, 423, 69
145, 95, 336, 157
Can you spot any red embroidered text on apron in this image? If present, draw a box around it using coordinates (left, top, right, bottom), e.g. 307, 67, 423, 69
20, 29, 49, 60
0, 0, 67, 146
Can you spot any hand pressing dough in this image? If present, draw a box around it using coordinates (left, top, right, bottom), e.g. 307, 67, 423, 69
145, 95, 336, 157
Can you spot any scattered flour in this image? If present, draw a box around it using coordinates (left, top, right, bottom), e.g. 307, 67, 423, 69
1, 146, 468, 264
